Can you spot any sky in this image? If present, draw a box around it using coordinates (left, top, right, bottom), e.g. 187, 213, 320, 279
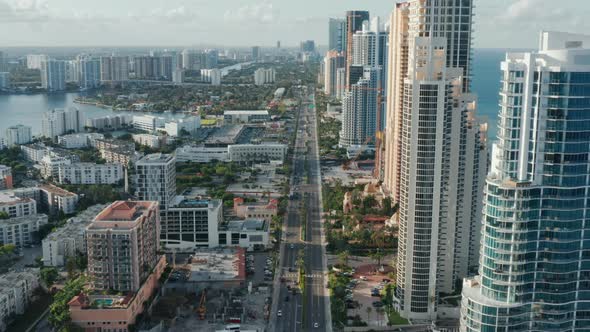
1, 0, 589, 48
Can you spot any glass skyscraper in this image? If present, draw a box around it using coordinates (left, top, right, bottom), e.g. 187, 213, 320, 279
461, 31, 590, 331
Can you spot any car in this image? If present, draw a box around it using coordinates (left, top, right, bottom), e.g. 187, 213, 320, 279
372, 301, 384, 307
314, 322, 319, 328
290, 244, 295, 249
359, 276, 368, 281
277, 310, 282, 317
285, 296, 290, 302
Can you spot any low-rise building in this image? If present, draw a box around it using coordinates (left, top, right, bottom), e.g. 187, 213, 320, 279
223, 110, 269, 124
233, 197, 278, 222
58, 163, 123, 185
162, 196, 223, 250
0, 191, 37, 218
0, 269, 40, 332
21, 143, 51, 163
68, 256, 167, 332
218, 219, 270, 250
132, 115, 164, 132
94, 139, 140, 167
0, 165, 12, 190
39, 184, 78, 215
42, 204, 106, 266
164, 117, 201, 137
228, 143, 287, 163
0, 214, 48, 247
132, 134, 166, 149
58, 133, 104, 149
175, 145, 229, 163
85, 114, 132, 131
40, 154, 72, 179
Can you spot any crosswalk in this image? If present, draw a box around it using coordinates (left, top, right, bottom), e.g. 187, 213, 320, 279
282, 272, 324, 279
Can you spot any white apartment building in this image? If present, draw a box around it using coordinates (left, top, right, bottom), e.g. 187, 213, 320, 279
85, 114, 132, 130
133, 115, 165, 132
40, 154, 71, 179
41, 108, 85, 140
58, 133, 104, 149
0, 269, 40, 332
20, 143, 50, 163
164, 117, 201, 137
79, 58, 101, 89
135, 154, 176, 210
5, 125, 32, 147
26, 54, 48, 69
58, 163, 123, 185
201, 68, 222, 85
132, 134, 163, 148
0, 191, 36, 218
0, 214, 48, 247
0, 72, 8, 90
0, 165, 12, 190
39, 184, 78, 215
42, 204, 105, 267
254, 68, 276, 85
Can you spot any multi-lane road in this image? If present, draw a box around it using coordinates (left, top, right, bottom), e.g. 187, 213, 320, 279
269, 86, 331, 332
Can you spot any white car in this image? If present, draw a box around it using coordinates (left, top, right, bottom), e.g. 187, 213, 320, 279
314, 322, 319, 328
359, 276, 368, 281
277, 310, 283, 317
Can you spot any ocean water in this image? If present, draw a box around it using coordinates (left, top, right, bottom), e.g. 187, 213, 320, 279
472, 48, 508, 144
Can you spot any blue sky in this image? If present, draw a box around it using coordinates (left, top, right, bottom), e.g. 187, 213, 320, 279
0, 0, 589, 48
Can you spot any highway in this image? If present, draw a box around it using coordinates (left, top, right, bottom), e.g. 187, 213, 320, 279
269, 85, 331, 332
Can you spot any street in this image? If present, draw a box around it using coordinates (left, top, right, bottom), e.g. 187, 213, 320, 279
270, 86, 331, 332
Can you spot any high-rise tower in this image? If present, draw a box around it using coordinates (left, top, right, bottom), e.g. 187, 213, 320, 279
382, 0, 487, 320
345, 10, 369, 88
461, 31, 590, 332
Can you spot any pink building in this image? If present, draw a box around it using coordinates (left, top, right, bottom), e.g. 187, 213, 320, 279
86, 201, 160, 292
233, 197, 278, 222
68, 256, 167, 332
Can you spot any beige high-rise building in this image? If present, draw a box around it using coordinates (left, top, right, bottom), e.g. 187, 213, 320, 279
86, 201, 160, 292
382, 0, 487, 321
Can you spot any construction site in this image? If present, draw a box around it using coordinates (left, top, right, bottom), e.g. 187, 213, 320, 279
150, 248, 272, 332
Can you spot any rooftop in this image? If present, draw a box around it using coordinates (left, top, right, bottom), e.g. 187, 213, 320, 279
137, 153, 175, 164
182, 248, 246, 282
170, 195, 221, 209
0, 191, 33, 205
45, 205, 106, 241
91, 201, 157, 227
224, 218, 268, 232
39, 184, 78, 197
224, 110, 269, 116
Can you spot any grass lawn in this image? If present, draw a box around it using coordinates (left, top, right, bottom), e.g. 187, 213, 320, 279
7, 289, 53, 331
201, 119, 218, 126
388, 309, 409, 325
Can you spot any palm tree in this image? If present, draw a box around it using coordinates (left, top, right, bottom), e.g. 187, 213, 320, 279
338, 250, 350, 267
370, 249, 386, 269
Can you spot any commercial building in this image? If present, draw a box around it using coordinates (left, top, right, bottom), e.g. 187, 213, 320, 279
251, 46, 261, 62
42, 204, 106, 267
0, 214, 47, 247
58, 133, 104, 149
0, 165, 12, 190
201, 68, 222, 85
461, 31, 590, 332
41, 59, 66, 91
135, 154, 176, 210
344, 10, 370, 87
38, 184, 78, 215
228, 143, 287, 163
58, 162, 123, 185
5, 124, 32, 147
175, 145, 229, 163
329, 18, 346, 52
218, 219, 270, 250
223, 110, 269, 124
41, 108, 85, 140
0, 269, 40, 332
0, 72, 9, 90
0, 191, 37, 218
300, 40, 316, 53
164, 117, 201, 137
86, 201, 160, 292
382, 0, 486, 321
254, 68, 276, 85
161, 196, 223, 250
79, 58, 101, 89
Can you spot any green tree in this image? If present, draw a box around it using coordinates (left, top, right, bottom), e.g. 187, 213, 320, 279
66, 257, 77, 279
370, 249, 386, 269
0, 211, 9, 219
337, 250, 350, 267
40, 267, 59, 286
49, 276, 86, 329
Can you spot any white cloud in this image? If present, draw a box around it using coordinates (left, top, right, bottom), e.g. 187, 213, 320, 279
0, 0, 49, 22
224, 2, 277, 24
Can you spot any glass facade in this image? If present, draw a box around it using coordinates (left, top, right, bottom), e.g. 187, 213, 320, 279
462, 39, 590, 331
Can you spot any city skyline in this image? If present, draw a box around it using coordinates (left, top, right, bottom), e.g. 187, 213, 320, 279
0, 0, 588, 48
